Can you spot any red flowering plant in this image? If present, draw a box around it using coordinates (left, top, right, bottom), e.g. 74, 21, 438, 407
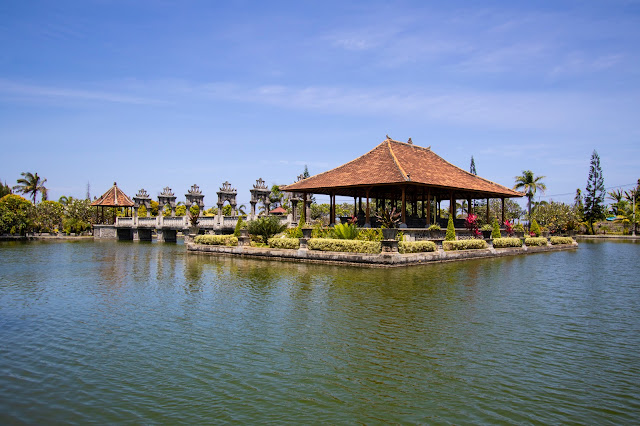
348, 215, 358, 225
504, 220, 514, 237
465, 213, 482, 239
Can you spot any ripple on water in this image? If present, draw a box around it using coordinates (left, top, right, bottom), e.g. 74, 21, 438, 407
1, 240, 639, 423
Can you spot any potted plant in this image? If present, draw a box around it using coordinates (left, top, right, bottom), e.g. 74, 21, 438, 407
427, 223, 442, 239
188, 205, 200, 236
480, 224, 492, 239
376, 208, 401, 240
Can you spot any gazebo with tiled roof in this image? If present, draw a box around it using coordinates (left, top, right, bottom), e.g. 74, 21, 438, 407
282, 136, 523, 227
90, 182, 135, 224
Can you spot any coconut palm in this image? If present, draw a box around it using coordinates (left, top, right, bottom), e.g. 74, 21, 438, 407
513, 170, 547, 222
14, 172, 48, 204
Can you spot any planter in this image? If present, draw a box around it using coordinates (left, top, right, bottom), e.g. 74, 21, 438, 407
481, 230, 492, 239
301, 228, 312, 239
240, 229, 249, 238
382, 228, 398, 240
189, 226, 199, 236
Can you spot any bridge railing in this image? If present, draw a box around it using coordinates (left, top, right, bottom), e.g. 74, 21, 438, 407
116, 217, 133, 227
197, 217, 217, 228
138, 217, 157, 228
162, 217, 186, 228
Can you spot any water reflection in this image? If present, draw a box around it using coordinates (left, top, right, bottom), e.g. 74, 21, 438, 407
1, 239, 639, 424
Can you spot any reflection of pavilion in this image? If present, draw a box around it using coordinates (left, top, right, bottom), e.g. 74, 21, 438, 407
282, 136, 523, 227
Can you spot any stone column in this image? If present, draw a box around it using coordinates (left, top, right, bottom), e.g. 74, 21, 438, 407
486, 198, 490, 224
426, 190, 431, 226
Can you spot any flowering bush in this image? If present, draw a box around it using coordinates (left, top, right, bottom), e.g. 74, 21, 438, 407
465, 213, 482, 238
504, 220, 514, 237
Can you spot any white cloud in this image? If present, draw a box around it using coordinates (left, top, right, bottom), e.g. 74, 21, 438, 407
0, 79, 163, 105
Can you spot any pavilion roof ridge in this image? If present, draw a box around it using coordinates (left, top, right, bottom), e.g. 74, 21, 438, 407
90, 182, 135, 207
386, 140, 409, 181
284, 140, 404, 190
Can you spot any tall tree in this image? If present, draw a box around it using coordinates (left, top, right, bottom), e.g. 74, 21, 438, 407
513, 170, 546, 223
583, 150, 606, 234
13, 172, 48, 204
469, 156, 477, 175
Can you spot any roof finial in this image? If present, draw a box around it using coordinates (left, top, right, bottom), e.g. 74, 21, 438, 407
113, 182, 117, 186
386, 134, 391, 140
407, 138, 413, 144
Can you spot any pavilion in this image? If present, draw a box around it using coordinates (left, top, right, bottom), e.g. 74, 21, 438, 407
282, 136, 523, 227
90, 182, 134, 224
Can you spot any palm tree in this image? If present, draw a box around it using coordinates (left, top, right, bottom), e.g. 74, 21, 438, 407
14, 172, 48, 204
513, 170, 547, 223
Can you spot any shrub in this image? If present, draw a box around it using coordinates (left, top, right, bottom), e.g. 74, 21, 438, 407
356, 228, 383, 242
247, 216, 287, 241
550, 236, 574, 245
504, 220, 514, 237
34, 200, 63, 233
194, 234, 238, 246
530, 219, 542, 237
308, 238, 381, 254
492, 237, 523, 248
311, 220, 331, 238
443, 239, 488, 251
376, 208, 401, 228
285, 223, 303, 238
175, 204, 187, 216
445, 215, 456, 241
480, 224, 492, 232
427, 224, 441, 231
514, 223, 525, 232
0, 194, 33, 235
268, 237, 300, 249
398, 241, 437, 254
333, 222, 359, 239
524, 237, 547, 246
233, 216, 244, 237
491, 220, 501, 239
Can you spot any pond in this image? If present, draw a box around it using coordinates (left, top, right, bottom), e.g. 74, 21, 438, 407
1, 239, 639, 423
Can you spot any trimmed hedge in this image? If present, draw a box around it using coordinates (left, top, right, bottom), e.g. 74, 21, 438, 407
399, 241, 437, 254
268, 237, 300, 249
550, 236, 574, 245
443, 239, 488, 251
524, 237, 548, 246
493, 237, 523, 248
308, 238, 381, 254
194, 234, 238, 246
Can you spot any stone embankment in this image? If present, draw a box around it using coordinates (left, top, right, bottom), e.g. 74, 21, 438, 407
187, 241, 578, 268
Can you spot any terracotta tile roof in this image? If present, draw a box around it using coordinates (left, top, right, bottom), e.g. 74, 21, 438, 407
269, 206, 287, 214
282, 138, 523, 198
90, 182, 135, 207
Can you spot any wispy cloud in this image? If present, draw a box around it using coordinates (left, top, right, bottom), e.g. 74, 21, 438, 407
0, 80, 164, 105
198, 82, 638, 132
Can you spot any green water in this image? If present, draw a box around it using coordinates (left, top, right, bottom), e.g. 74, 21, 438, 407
1, 239, 639, 424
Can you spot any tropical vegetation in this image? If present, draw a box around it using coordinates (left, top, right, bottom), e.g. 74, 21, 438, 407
583, 150, 606, 234
13, 172, 48, 204
513, 170, 546, 224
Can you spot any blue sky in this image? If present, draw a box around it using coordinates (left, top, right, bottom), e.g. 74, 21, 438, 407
1, 0, 639, 208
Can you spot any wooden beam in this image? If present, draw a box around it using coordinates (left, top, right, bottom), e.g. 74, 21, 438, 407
501, 197, 505, 225
426, 189, 431, 226
365, 188, 371, 226
401, 186, 406, 224
450, 190, 455, 219
486, 198, 490, 223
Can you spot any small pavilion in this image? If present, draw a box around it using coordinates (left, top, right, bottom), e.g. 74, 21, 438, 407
282, 137, 523, 227
90, 182, 135, 224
